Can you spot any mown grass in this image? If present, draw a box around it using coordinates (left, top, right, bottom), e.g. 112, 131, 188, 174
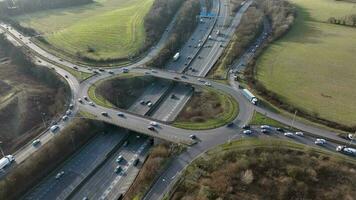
16, 0, 154, 61
256, 0, 356, 127
249, 111, 286, 128
174, 88, 239, 130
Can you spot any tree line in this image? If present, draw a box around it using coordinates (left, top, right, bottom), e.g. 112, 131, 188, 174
328, 14, 356, 27
146, 0, 201, 68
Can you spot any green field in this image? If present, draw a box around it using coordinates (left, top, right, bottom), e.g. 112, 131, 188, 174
256, 0, 356, 127
15, 0, 154, 61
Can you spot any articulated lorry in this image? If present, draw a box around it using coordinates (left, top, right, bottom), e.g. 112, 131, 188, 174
242, 89, 258, 105
0, 155, 15, 170
336, 146, 356, 156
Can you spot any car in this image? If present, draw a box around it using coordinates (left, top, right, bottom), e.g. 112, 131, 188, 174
69, 104, 74, 110
115, 166, 122, 174
133, 158, 140, 166
260, 125, 272, 130
242, 125, 250, 130
123, 140, 129, 147
64, 75, 69, 78
83, 96, 89, 101
197, 78, 204, 82
122, 68, 129, 73
78, 98, 83, 103
108, 70, 114, 74
50, 125, 60, 133
55, 171, 65, 179
82, 197, 88, 200
276, 127, 284, 132
243, 130, 252, 135
173, 77, 180, 80
189, 134, 197, 139
204, 82, 211, 86
181, 75, 187, 79
88, 102, 95, 107
101, 112, 109, 117
140, 100, 145, 105
116, 155, 123, 163
261, 129, 269, 134
98, 68, 105, 72
295, 131, 304, 137
315, 138, 327, 145
73, 66, 78, 70
117, 112, 125, 117
62, 115, 68, 121
151, 69, 157, 73
148, 126, 155, 131
66, 110, 72, 115
171, 94, 176, 99
150, 121, 158, 127
284, 132, 294, 138
147, 102, 153, 107
145, 71, 150, 75
32, 139, 41, 146
227, 122, 234, 127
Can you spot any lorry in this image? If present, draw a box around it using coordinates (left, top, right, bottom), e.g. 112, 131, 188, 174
242, 89, 258, 105
0, 155, 15, 170
173, 52, 180, 61
336, 146, 356, 156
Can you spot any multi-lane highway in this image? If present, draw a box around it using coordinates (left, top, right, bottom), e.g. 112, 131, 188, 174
0, 0, 355, 199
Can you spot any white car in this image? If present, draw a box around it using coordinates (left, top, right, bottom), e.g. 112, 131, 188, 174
55, 171, 65, 179
62, 115, 68, 121
243, 130, 252, 135
116, 155, 123, 163
66, 110, 72, 115
32, 139, 41, 146
147, 102, 153, 107
260, 125, 272, 130
151, 69, 157, 73
284, 132, 294, 138
150, 121, 158, 127
197, 78, 204, 82
315, 138, 327, 145
50, 125, 60, 133
204, 82, 211, 86
295, 131, 304, 137
88, 102, 95, 107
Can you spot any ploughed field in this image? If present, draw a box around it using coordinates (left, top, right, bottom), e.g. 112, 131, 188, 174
256, 0, 356, 126
15, 0, 154, 61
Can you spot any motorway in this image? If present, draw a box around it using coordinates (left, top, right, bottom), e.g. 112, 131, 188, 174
0, 0, 355, 199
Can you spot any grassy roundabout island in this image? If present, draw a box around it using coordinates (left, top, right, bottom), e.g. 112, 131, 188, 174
174, 87, 239, 130
170, 138, 356, 200
88, 74, 238, 130
256, 0, 356, 128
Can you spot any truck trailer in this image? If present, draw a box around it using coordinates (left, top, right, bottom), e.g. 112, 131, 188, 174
0, 155, 15, 170
173, 52, 180, 61
336, 146, 356, 156
242, 89, 258, 105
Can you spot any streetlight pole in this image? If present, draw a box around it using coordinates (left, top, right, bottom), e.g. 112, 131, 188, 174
291, 110, 298, 129
0, 141, 6, 158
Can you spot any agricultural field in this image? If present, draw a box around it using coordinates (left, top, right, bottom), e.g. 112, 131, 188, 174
15, 0, 154, 61
171, 138, 356, 200
256, 0, 356, 127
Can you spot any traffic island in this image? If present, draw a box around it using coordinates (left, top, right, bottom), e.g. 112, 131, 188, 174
173, 87, 239, 130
